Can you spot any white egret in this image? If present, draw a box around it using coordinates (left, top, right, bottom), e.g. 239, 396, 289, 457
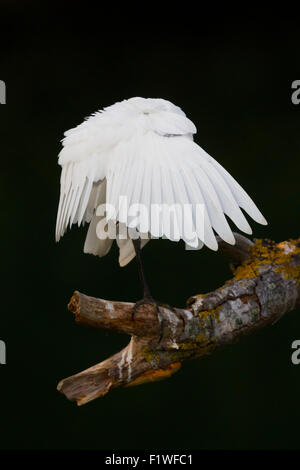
56, 97, 267, 311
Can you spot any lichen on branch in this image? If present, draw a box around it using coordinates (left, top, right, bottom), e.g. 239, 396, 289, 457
57, 234, 300, 405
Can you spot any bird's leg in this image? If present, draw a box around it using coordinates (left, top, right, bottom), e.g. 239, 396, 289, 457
132, 238, 153, 300
132, 238, 166, 342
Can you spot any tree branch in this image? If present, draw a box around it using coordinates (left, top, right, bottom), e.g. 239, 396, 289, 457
57, 234, 300, 405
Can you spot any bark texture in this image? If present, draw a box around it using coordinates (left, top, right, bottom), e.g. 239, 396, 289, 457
57, 234, 300, 405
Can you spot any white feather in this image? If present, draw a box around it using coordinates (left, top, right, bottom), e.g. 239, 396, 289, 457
56, 97, 267, 265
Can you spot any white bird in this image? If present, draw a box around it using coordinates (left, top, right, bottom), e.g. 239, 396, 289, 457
56, 97, 267, 309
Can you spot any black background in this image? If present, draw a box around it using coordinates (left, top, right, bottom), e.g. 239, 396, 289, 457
0, 3, 299, 450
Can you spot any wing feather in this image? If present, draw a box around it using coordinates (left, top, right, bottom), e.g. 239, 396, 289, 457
83, 180, 114, 257
178, 166, 218, 250
56, 98, 267, 266
150, 164, 163, 238
168, 167, 199, 247
104, 132, 266, 252
202, 151, 267, 225
188, 165, 235, 245
194, 155, 253, 234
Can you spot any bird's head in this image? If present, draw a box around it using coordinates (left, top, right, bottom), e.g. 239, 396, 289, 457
59, 97, 197, 169
102, 97, 197, 137
126, 97, 185, 116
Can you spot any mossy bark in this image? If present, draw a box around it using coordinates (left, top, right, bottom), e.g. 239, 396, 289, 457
57, 234, 300, 405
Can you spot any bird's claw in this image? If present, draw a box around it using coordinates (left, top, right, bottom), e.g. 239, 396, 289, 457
132, 297, 173, 343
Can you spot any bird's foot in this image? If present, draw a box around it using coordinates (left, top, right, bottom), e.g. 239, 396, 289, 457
132, 297, 174, 343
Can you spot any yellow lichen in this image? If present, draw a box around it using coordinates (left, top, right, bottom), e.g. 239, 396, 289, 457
195, 332, 217, 344
232, 238, 300, 284
142, 347, 161, 365
195, 331, 210, 343
198, 304, 221, 323
176, 332, 217, 356
274, 239, 300, 282
177, 342, 199, 350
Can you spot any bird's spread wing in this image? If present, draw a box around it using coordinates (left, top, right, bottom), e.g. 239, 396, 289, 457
105, 132, 267, 251
56, 98, 267, 265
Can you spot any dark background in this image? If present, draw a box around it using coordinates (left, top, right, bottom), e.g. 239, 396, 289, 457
0, 4, 299, 450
